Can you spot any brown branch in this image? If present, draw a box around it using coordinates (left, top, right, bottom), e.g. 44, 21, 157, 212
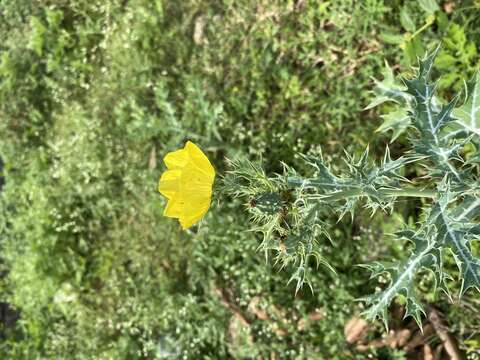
427, 306, 464, 360
213, 287, 250, 327
404, 324, 434, 353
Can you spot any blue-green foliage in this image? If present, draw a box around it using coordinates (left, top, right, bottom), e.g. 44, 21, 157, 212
228, 48, 480, 330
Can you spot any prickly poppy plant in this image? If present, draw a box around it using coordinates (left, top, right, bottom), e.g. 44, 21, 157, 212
225, 47, 480, 327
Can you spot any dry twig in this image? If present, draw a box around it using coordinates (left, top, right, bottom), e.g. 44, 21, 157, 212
427, 307, 464, 360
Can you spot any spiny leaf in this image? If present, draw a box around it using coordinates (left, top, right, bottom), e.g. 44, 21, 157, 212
418, 44, 440, 80
452, 72, 480, 137
365, 61, 409, 110
451, 196, 480, 220
287, 154, 352, 190
368, 48, 441, 143
404, 49, 462, 179
430, 195, 480, 295
362, 187, 480, 327
362, 228, 433, 328
376, 108, 411, 142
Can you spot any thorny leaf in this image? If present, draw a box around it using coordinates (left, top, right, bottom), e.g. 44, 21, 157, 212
225, 47, 480, 328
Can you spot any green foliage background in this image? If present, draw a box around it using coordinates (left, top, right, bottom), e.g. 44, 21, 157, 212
0, 0, 479, 358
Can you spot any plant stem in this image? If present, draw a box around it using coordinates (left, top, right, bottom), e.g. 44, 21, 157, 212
380, 188, 436, 198
410, 16, 434, 40
308, 187, 436, 201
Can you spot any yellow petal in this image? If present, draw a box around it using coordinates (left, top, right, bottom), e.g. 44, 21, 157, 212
164, 196, 184, 218
159, 141, 215, 229
179, 198, 211, 229
158, 170, 181, 199
185, 141, 215, 180
179, 215, 203, 230
164, 148, 188, 169
181, 164, 214, 195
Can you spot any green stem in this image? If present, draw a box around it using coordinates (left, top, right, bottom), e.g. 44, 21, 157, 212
309, 187, 436, 201
410, 17, 434, 40
381, 188, 436, 198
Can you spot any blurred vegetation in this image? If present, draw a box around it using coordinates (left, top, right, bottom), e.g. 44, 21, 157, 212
0, 0, 479, 359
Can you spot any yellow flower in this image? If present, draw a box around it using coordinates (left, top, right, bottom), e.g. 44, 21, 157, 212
158, 141, 215, 229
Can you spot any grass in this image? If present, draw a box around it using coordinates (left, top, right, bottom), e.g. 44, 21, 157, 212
1, 0, 479, 358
